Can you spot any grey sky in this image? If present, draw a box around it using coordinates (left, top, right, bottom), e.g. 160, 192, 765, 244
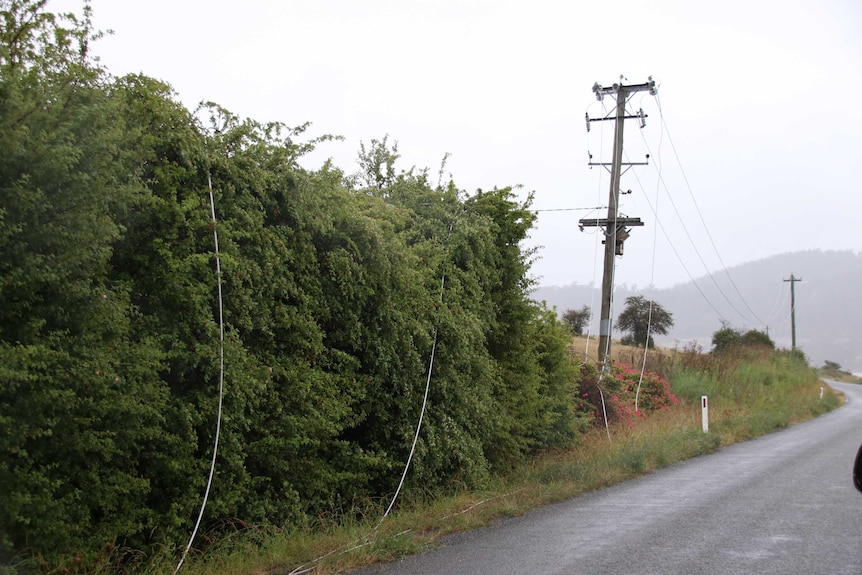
51, 0, 862, 288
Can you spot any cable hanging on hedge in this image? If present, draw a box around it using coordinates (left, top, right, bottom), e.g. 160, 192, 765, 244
175, 174, 225, 574
286, 217, 458, 575
377, 219, 455, 526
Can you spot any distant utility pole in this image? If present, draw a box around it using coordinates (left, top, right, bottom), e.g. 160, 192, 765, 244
580, 77, 657, 364
784, 273, 802, 349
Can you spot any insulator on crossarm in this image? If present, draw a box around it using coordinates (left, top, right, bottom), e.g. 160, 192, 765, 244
592, 82, 603, 101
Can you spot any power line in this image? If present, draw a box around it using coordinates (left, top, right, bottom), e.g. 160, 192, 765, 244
629, 170, 729, 323
761, 280, 789, 329
627, 142, 754, 325
653, 94, 766, 325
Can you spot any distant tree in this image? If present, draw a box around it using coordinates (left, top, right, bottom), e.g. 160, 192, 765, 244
712, 325, 774, 353
562, 305, 591, 335
711, 324, 742, 353
616, 296, 673, 348
824, 360, 842, 371
739, 329, 775, 349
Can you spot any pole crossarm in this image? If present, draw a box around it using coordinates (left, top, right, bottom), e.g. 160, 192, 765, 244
592, 79, 657, 100
588, 113, 648, 123
588, 161, 649, 167
586, 112, 649, 132
578, 217, 644, 228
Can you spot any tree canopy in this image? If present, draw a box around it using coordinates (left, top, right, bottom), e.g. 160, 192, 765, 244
711, 324, 775, 353
616, 295, 674, 348
562, 305, 591, 335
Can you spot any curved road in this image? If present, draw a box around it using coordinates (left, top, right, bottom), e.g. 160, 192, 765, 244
355, 381, 862, 575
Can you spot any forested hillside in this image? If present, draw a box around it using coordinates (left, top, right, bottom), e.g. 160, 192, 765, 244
534, 250, 862, 371
0, 2, 598, 563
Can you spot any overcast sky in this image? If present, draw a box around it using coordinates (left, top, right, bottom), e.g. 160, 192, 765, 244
51, 0, 862, 289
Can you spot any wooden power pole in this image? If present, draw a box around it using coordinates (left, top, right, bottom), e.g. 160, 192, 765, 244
580, 78, 657, 364
784, 273, 802, 349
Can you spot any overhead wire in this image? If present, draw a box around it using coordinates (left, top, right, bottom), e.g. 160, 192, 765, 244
653, 94, 766, 326
634, 96, 665, 415
607, 83, 745, 333
771, 283, 794, 331
760, 280, 789, 330
627, 139, 753, 325
597, 84, 733, 328
628, 165, 729, 323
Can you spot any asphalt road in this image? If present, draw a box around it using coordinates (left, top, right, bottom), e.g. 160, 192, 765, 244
354, 381, 862, 575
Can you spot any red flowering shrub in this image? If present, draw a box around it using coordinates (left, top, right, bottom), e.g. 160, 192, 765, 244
578, 361, 678, 428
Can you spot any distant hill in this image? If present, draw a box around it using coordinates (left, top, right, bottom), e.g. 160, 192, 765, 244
532, 250, 862, 372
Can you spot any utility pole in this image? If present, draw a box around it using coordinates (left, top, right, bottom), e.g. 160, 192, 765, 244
580, 78, 657, 364
784, 273, 802, 349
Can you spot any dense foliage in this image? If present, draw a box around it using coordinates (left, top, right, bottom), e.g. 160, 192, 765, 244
0, 1, 604, 566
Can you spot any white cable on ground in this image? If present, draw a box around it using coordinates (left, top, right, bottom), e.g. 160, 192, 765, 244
175, 174, 226, 574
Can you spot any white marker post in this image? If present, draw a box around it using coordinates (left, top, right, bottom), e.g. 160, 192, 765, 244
701, 396, 709, 433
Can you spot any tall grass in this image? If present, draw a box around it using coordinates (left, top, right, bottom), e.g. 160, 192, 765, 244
668, 345, 838, 443
69, 344, 837, 575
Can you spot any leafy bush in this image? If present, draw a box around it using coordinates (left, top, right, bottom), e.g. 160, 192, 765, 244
712, 324, 775, 353
579, 362, 678, 428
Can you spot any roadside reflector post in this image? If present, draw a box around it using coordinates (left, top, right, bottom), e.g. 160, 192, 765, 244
820, 387, 824, 400
701, 396, 709, 433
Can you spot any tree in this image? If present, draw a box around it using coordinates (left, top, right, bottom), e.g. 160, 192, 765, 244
711, 324, 742, 353
739, 329, 774, 349
616, 296, 673, 348
562, 305, 591, 335
712, 324, 774, 353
